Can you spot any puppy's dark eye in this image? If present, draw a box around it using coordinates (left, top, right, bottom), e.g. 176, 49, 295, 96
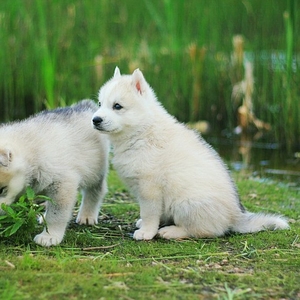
0, 186, 7, 196
113, 103, 123, 110
98, 102, 101, 107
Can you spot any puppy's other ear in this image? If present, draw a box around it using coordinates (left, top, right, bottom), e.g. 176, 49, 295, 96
132, 68, 146, 95
113, 66, 121, 78
0, 149, 12, 167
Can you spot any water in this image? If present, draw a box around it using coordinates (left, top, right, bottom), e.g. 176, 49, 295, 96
207, 135, 300, 188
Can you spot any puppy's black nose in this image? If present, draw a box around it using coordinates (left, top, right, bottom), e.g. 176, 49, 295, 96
92, 116, 103, 126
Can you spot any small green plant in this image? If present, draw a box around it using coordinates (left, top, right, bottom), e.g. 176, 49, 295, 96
0, 187, 50, 239
237, 240, 259, 259
220, 283, 251, 300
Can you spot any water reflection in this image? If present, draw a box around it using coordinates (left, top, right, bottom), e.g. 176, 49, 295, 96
207, 133, 300, 187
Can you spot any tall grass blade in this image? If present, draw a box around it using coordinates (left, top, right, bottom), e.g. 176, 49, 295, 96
36, 0, 56, 109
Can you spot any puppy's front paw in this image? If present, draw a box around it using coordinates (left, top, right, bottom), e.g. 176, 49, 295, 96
76, 214, 98, 225
34, 231, 63, 247
133, 229, 157, 240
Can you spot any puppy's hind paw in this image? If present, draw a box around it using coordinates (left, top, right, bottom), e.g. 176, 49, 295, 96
133, 229, 157, 241
158, 225, 189, 239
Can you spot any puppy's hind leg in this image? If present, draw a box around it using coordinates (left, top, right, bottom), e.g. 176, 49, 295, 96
76, 176, 108, 225
158, 198, 230, 240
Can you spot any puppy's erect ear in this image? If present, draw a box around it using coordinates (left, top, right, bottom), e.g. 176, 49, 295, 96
0, 149, 12, 167
132, 68, 146, 95
113, 66, 121, 78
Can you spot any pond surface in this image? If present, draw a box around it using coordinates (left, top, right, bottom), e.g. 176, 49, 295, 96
207, 135, 300, 188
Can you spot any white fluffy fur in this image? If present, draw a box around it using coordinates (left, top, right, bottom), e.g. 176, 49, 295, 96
0, 100, 109, 246
92, 68, 289, 240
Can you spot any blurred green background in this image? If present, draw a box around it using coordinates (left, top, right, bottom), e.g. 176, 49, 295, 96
0, 0, 299, 150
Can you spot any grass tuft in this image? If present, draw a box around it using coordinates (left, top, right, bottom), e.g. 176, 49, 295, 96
0, 187, 50, 241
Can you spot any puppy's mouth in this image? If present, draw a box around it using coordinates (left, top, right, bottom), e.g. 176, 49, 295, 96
92, 117, 118, 133
93, 124, 115, 134
93, 124, 105, 131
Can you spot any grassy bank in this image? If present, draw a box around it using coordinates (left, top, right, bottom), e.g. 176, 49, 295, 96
0, 0, 299, 149
0, 169, 299, 299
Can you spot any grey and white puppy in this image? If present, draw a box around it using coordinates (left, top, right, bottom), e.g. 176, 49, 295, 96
0, 100, 109, 246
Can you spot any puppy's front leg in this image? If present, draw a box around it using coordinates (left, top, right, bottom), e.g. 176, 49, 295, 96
133, 199, 161, 240
34, 180, 78, 246
76, 179, 107, 225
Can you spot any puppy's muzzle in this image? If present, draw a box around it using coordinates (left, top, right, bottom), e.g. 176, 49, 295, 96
92, 116, 103, 129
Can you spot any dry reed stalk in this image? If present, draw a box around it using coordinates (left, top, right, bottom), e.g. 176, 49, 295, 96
231, 35, 245, 85
94, 55, 104, 84
237, 62, 271, 132
188, 43, 207, 121
231, 35, 270, 133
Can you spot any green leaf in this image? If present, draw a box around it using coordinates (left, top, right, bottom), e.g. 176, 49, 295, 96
1, 203, 8, 210
26, 187, 36, 201
8, 219, 25, 236
18, 194, 26, 202
3, 205, 17, 217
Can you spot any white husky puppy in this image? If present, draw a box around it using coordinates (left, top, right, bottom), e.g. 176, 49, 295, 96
0, 100, 109, 246
92, 67, 289, 240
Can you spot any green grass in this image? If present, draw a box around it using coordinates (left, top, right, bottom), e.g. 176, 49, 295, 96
0, 0, 299, 148
0, 169, 299, 299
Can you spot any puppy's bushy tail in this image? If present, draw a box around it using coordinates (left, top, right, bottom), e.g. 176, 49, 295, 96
232, 212, 289, 233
